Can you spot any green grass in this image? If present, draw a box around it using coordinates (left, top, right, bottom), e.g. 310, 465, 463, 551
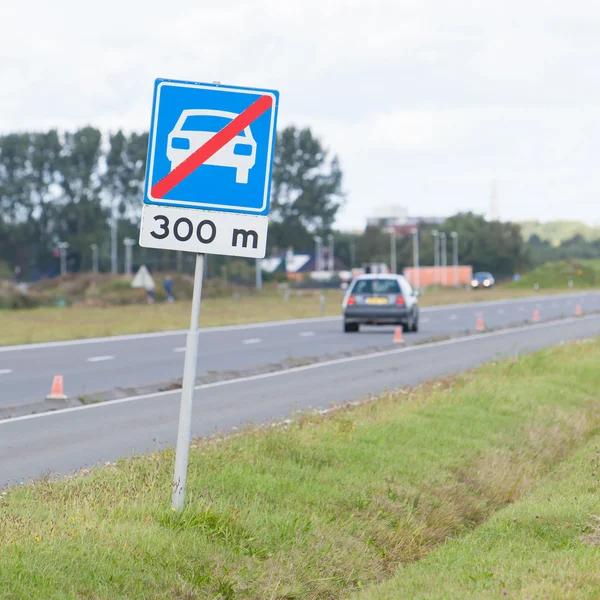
508, 259, 600, 290
0, 284, 577, 346
355, 373, 600, 598
2, 339, 600, 598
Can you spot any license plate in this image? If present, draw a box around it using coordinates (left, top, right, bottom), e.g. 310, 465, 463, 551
366, 297, 388, 305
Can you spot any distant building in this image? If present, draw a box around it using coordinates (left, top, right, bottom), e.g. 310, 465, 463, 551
366, 205, 445, 233
366, 204, 408, 229
260, 248, 346, 281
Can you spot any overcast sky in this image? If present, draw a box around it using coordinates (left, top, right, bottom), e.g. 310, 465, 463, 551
1, 0, 599, 231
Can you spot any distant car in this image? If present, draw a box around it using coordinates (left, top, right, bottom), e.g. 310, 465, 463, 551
471, 271, 495, 289
167, 109, 257, 184
342, 274, 420, 333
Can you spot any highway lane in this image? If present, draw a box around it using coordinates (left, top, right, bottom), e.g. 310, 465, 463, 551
1, 291, 599, 408
1, 313, 599, 488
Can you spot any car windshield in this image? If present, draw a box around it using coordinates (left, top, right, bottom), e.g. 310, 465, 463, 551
181, 115, 245, 136
475, 272, 491, 279
352, 279, 401, 295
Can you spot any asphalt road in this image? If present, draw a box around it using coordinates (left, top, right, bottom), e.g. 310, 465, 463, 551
1, 312, 599, 488
2, 291, 600, 408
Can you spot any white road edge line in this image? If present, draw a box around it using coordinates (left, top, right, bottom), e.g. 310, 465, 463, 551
2, 291, 596, 353
86, 356, 114, 363
1, 313, 598, 426
242, 338, 262, 345
0, 369, 12, 375
299, 332, 315, 337
173, 347, 186, 353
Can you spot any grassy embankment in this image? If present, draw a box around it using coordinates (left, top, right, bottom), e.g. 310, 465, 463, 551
0, 280, 585, 346
2, 339, 600, 598
508, 259, 600, 290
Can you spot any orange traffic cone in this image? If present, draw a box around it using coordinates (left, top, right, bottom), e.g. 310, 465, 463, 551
393, 326, 404, 344
533, 308, 540, 323
47, 375, 67, 400
476, 316, 485, 332
576, 304, 583, 316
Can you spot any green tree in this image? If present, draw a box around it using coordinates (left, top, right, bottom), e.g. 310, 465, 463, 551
440, 212, 529, 279
269, 126, 344, 252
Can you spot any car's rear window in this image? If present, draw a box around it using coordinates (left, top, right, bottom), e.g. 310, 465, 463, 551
352, 279, 401, 295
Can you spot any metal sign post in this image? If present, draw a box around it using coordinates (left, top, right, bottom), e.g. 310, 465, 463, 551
138, 78, 279, 511
171, 253, 204, 510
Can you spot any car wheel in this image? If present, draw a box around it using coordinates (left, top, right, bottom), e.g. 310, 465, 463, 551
411, 316, 419, 332
402, 321, 410, 333
344, 321, 359, 333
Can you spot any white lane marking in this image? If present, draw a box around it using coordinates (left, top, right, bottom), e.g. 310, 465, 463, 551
497, 309, 505, 314
0, 369, 12, 375
3, 313, 599, 426
299, 332, 315, 337
173, 347, 186, 353
242, 338, 262, 345
4, 291, 599, 353
449, 315, 458, 321
86, 355, 114, 363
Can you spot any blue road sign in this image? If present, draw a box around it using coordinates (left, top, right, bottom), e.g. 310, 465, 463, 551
143, 78, 279, 216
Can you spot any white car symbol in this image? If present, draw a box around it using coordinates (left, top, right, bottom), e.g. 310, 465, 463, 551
166, 109, 257, 184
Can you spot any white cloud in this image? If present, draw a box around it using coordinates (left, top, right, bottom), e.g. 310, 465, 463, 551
1, 0, 599, 230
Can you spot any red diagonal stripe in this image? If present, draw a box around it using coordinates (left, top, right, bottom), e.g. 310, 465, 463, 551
151, 94, 273, 199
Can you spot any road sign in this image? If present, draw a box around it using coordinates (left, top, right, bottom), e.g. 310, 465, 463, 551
139, 78, 279, 259
138, 77, 281, 512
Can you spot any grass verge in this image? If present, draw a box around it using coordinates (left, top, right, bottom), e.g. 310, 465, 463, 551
356, 379, 600, 598
1, 339, 600, 598
0, 285, 577, 346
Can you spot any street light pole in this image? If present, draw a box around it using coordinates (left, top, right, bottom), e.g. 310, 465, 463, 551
432, 230, 439, 284
327, 233, 334, 272
90, 243, 99, 274
123, 238, 135, 276
389, 227, 397, 274
111, 209, 118, 275
58, 242, 69, 276
412, 228, 420, 290
440, 232, 447, 286
255, 258, 262, 290
450, 231, 459, 287
313, 236, 322, 272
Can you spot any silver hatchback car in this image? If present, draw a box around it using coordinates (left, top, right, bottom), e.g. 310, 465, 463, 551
342, 274, 420, 333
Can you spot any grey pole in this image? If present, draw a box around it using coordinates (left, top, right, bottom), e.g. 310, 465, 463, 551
350, 239, 356, 268
389, 228, 397, 274
58, 242, 69, 276
440, 232, 447, 286
255, 258, 263, 290
123, 238, 135, 276
171, 254, 205, 510
451, 231, 459, 287
327, 234, 334, 272
111, 212, 118, 275
412, 228, 420, 290
90, 243, 99, 274
313, 236, 322, 272
432, 230, 439, 284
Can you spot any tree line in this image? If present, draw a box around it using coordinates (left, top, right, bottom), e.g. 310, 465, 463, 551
1, 123, 593, 283
0, 125, 344, 280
